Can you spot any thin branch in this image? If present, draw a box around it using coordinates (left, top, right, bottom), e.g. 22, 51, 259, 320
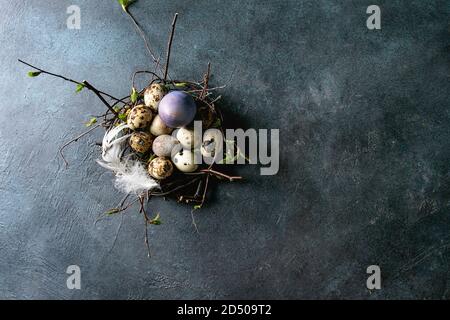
210, 95, 222, 104
132, 70, 162, 89
124, 9, 163, 76
151, 176, 202, 197
187, 86, 226, 94
95, 195, 131, 226
144, 219, 151, 257
200, 62, 211, 99
119, 193, 131, 208
18, 59, 128, 105
59, 124, 101, 168
139, 195, 151, 258
194, 179, 204, 198
200, 174, 210, 207
202, 169, 242, 182
107, 211, 125, 255
178, 178, 204, 204
104, 94, 132, 123
82, 81, 120, 118
191, 209, 199, 234
184, 169, 242, 182
164, 13, 179, 82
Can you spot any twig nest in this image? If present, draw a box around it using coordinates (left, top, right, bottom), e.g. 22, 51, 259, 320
150, 114, 173, 136
152, 134, 180, 157
127, 105, 153, 130
148, 157, 174, 180
171, 149, 198, 173
197, 104, 216, 128
129, 132, 154, 153
144, 83, 167, 111
201, 129, 223, 158
176, 127, 201, 149
158, 91, 197, 128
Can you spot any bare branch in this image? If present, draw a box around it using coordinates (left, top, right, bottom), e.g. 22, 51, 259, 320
164, 13, 179, 82
18, 59, 128, 106
124, 9, 164, 76
59, 124, 101, 168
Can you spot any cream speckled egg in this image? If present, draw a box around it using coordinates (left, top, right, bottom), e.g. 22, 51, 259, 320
127, 105, 153, 130
176, 128, 201, 149
171, 149, 198, 173
144, 83, 167, 111
148, 157, 173, 180
201, 129, 223, 158
149, 115, 173, 136
129, 132, 154, 153
152, 134, 180, 157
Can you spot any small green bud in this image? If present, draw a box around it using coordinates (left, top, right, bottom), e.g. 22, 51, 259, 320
27, 71, 41, 77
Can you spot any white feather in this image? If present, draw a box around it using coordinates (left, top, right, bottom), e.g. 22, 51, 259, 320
113, 160, 159, 194
96, 124, 159, 194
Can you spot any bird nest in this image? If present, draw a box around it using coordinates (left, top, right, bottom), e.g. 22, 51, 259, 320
19, 1, 242, 256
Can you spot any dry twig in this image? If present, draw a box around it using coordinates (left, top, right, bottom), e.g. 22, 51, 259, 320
59, 124, 101, 168
164, 13, 179, 82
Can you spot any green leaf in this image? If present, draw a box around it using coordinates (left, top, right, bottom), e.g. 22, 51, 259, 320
193, 205, 202, 210
105, 208, 120, 215
118, 113, 127, 121
174, 82, 188, 88
147, 154, 157, 163
219, 139, 249, 163
27, 71, 41, 77
150, 213, 162, 225
75, 83, 85, 93
85, 117, 97, 127
237, 149, 250, 162
113, 105, 122, 113
211, 118, 222, 128
130, 87, 139, 103
219, 153, 237, 164
118, 0, 134, 12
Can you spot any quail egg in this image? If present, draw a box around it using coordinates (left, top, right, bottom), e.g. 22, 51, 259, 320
144, 83, 167, 111
127, 104, 153, 130
152, 134, 181, 157
149, 115, 173, 136
171, 149, 198, 173
201, 129, 223, 159
129, 132, 154, 153
148, 157, 173, 180
158, 91, 197, 128
176, 127, 201, 149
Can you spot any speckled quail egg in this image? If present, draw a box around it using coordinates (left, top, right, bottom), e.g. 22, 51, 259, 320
201, 129, 223, 159
149, 115, 173, 136
171, 149, 198, 173
127, 105, 153, 130
152, 134, 181, 157
129, 132, 154, 153
148, 157, 173, 180
176, 127, 201, 149
144, 83, 167, 111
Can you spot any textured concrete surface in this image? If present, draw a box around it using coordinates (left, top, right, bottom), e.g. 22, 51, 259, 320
0, 0, 449, 299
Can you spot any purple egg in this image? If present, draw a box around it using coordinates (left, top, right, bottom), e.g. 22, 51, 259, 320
158, 91, 197, 128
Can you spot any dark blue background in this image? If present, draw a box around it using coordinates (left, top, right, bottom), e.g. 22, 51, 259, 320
0, 0, 449, 299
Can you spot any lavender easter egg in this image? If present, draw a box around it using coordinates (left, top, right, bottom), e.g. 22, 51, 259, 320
158, 91, 196, 128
